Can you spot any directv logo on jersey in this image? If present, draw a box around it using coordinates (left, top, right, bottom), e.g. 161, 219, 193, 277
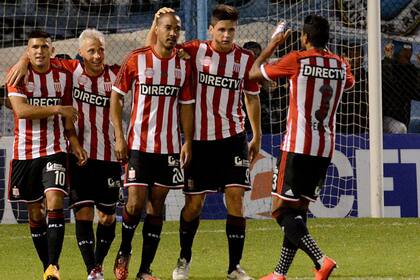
73, 88, 109, 107
140, 84, 180, 97
302, 65, 345, 80
199, 72, 241, 90
28, 97, 61, 106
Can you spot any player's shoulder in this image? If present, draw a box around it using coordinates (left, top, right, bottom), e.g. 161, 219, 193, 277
105, 63, 120, 75
128, 46, 153, 57
234, 44, 255, 57
182, 39, 201, 48
51, 63, 71, 74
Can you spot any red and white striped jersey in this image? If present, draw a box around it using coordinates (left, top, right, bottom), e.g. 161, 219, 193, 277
182, 40, 260, 141
261, 49, 355, 158
53, 59, 119, 162
7, 65, 72, 160
113, 46, 194, 154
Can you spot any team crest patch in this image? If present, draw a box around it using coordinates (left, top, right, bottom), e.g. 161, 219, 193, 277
128, 167, 136, 181
26, 82, 34, 92
233, 62, 241, 73
187, 179, 194, 190
12, 186, 20, 198
174, 68, 182, 79
54, 81, 62, 93
78, 75, 88, 85
201, 56, 212, 67
104, 81, 112, 92
145, 68, 154, 78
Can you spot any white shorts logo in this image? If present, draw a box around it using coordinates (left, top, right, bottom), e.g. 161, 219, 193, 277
127, 167, 136, 181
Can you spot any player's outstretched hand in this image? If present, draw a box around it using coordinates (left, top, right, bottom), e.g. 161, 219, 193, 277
115, 136, 128, 163
248, 137, 261, 164
58, 105, 78, 123
270, 21, 292, 47
180, 141, 192, 168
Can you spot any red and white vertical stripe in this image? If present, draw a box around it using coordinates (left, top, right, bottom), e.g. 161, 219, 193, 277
71, 63, 117, 161
8, 68, 69, 160
113, 47, 191, 154
191, 41, 259, 141
281, 57, 346, 158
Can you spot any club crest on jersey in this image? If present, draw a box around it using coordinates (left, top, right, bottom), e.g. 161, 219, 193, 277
145, 68, 154, 78
201, 56, 212, 67
174, 68, 182, 79
233, 62, 241, 73
54, 81, 62, 93
78, 75, 89, 85
104, 81, 112, 92
26, 82, 34, 92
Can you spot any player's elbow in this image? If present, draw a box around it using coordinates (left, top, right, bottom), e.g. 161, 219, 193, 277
248, 66, 262, 82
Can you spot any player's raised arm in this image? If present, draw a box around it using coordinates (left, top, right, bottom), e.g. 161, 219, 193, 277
248, 25, 291, 82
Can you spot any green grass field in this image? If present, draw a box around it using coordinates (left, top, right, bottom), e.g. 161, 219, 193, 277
1, 218, 420, 279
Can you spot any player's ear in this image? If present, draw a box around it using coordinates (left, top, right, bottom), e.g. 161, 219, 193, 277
51, 46, 55, 57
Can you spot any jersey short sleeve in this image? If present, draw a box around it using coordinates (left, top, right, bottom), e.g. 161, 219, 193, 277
6, 69, 26, 98
261, 51, 299, 81
343, 58, 355, 90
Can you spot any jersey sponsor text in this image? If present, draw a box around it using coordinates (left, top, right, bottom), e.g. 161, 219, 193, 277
302, 64, 345, 80
140, 84, 180, 97
73, 87, 109, 107
27, 97, 62, 106
198, 71, 241, 90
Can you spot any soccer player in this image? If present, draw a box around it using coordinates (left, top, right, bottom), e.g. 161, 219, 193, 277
147, 5, 261, 280
6, 30, 87, 280
248, 15, 355, 280
110, 11, 194, 280
7, 28, 122, 280
59, 29, 122, 280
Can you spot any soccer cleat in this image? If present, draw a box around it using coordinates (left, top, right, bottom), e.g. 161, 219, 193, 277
172, 257, 191, 280
135, 269, 161, 280
259, 272, 286, 280
87, 265, 104, 280
43, 264, 60, 280
314, 256, 337, 280
227, 265, 254, 280
113, 251, 132, 280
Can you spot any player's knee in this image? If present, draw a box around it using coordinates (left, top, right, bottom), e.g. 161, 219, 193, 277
98, 213, 116, 226
125, 201, 143, 217
182, 202, 203, 220
73, 204, 94, 220
28, 209, 46, 223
